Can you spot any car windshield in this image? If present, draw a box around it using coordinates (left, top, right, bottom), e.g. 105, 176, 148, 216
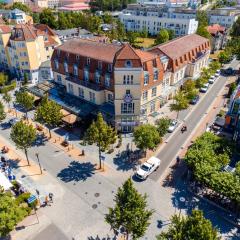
141, 164, 150, 171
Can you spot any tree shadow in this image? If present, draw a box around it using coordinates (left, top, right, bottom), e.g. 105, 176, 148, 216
57, 161, 96, 182
113, 150, 142, 172
54, 127, 80, 142
0, 234, 12, 240
32, 133, 48, 147
7, 158, 21, 169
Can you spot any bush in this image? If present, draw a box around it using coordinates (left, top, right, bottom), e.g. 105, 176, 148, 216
217, 109, 225, 117
15, 192, 31, 206
0, 81, 16, 93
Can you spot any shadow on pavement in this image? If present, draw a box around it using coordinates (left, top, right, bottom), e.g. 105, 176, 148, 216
87, 236, 112, 240
113, 150, 142, 172
57, 161, 96, 182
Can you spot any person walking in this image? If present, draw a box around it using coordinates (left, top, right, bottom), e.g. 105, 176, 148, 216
49, 193, 53, 203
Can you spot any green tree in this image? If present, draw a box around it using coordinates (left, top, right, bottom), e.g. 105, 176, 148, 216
182, 79, 198, 100
236, 162, 240, 177
10, 3, 31, 14
196, 10, 209, 27
133, 124, 161, 153
0, 101, 6, 122
10, 120, 37, 166
196, 25, 211, 39
3, 92, 11, 110
209, 60, 221, 72
0, 72, 8, 86
35, 96, 63, 138
167, 29, 175, 40
0, 192, 29, 237
106, 178, 154, 240
231, 16, 240, 37
170, 91, 189, 119
15, 91, 34, 119
156, 118, 171, 137
23, 72, 28, 85
39, 8, 57, 29
126, 31, 139, 45
218, 51, 231, 64
155, 29, 169, 45
156, 210, 219, 240
84, 113, 117, 169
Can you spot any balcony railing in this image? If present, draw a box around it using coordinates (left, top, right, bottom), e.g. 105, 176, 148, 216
66, 74, 104, 92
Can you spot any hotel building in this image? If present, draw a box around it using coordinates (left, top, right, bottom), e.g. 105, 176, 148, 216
51, 34, 210, 132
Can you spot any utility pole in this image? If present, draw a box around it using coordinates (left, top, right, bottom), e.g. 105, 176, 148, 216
35, 153, 42, 175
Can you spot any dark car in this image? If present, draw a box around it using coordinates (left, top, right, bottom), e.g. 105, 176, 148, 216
190, 95, 200, 105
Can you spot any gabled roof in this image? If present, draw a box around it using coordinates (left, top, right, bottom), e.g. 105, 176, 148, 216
0, 24, 11, 34
207, 24, 226, 35
56, 38, 122, 63
150, 34, 209, 60
115, 43, 140, 60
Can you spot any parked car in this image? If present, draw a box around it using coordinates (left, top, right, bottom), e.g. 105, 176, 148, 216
208, 76, 215, 84
200, 83, 209, 93
135, 157, 161, 180
8, 118, 20, 126
168, 119, 178, 133
190, 95, 200, 105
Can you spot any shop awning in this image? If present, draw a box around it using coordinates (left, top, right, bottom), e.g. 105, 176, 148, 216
60, 109, 71, 117
0, 172, 12, 191
62, 114, 77, 125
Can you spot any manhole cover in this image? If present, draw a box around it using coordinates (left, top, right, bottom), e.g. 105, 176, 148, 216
98, 182, 101, 184
92, 204, 98, 209
94, 193, 100, 197
85, 192, 88, 195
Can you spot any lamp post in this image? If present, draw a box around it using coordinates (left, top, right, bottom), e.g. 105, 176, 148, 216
35, 153, 42, 175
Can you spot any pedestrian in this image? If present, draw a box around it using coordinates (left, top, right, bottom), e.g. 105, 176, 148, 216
49, 193, 53, 203
45, 195, 49, 206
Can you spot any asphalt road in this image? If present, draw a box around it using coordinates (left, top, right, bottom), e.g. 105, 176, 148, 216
150, 59, 239, 181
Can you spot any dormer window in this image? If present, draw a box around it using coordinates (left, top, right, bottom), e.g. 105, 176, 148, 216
108, 64, 112, 72
154, 70, 158, 81
64, 62, 68, 73
98, 61, 102, 70
73, 64, 78, 76
125, 60, 132, 68
54, 59, 59, 69
87, 58, 90, 65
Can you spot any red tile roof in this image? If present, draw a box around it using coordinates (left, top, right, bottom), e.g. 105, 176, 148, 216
0, 24, 11, 34
207, 24, 226, 35
57, 38, 122, 63
151, 34, 209, 60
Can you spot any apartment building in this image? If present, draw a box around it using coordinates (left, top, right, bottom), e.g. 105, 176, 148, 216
0, 9, 33, 24
149, 34, 210, 99
206, 24, 227, 53
119, 4, 198, 36
225, 85, 240, 141
50, 34, 209, 132
0, 23, 61, 83
208, 7, 240, 28
51, 39, 164, 132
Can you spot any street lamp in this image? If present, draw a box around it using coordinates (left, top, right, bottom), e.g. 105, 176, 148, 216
35, 153, 42, 175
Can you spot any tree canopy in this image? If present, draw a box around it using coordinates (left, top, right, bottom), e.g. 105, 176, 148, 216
156, 118, 171, 137
170, 91, 189, 119
231, 16, 240, 37
156, 210, 219, 240
105, 178, 154, 240
0, 101, 6, 122
15, 91, 34, 118
10, 3, 31, 14
10, 120, 36, 165
35, 96, 63, 138
155, 29, 169, 45
133, 124, 161, 152
0, 192, 29, 237
184, 132, 240, 206
84, 113, 117, 169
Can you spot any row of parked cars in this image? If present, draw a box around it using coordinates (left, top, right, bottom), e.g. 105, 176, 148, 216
200, 70, 221, 94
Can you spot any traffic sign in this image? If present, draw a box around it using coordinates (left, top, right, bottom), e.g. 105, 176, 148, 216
27, 195, 37, 204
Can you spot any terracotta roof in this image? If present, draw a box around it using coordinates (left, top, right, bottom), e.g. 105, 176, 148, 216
57, 38, 122, 63
116, 43, 140, 60
0, 24, 11, 33
207, 24, 226, 35
135, 49, 156, 62
151, 34, 209, 60
35, 24, 57, 37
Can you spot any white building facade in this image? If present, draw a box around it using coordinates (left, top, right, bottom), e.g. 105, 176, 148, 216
119, 5, 198, 36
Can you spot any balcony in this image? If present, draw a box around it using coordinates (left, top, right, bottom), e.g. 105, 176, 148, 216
66, 74, 104, 92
